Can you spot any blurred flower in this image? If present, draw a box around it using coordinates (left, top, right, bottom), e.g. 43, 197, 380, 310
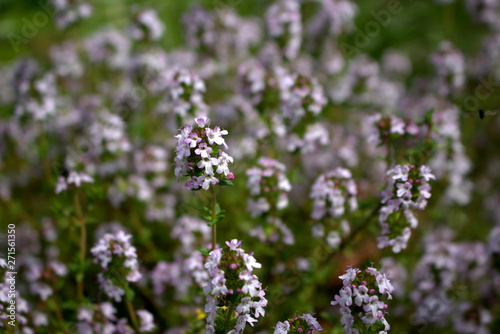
50, 0, 92, 29
266, 0, 302, 60
247, 157, 292, 218
137, 309, 156, 332
91, 231, 142, 302
129, 9, 165, 41
273, 313, 323, 334
377, 164, 435, 253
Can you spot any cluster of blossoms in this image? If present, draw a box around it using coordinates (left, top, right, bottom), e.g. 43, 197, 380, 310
246, 157, 292, 218
204, 239, 267, 334
365, 113, 420, 145
13, 62, 57, 121
50, 41, 83, 78
77, 302, 132, 333
84, 28, 130, 69
310, 168, 358, 220
151, 250, 208, 301
430, 41, 466, 96
309, 168, 357, 249
465, 0, 500, 31
50, 0, 92, 29
174, 117, 233, 190
266, 0, 302, 60
87, 111, 132, 157
274, 313, 323, 334
162, 69, 208, 120
429, 105, 473, 205
77, 302, 156, 333
377, 164, 435, 253
133, 145, 169, 186
90, 231, 142, 302
331, 267, 393, 334
307, 0, 357, 38
237, 64, 289, 138
249, 217, 295, 246
129, 9, 165, 41
1, 257, 32, 330
281, 74, 327, 126
182, 5, 261, 61
150, 215, 210, 300
24, 258, 67, 301
411, 228, 490, 330
282, 74, 328, 152
55, 171, 94, 194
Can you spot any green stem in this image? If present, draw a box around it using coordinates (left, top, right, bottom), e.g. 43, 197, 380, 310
338, 203, 382, 254
126, 298, 140, 332
210, 186, 217, 250
52, 296, 68, 334
224, 301, 233, 329
74, 191, 86, 302
131, 210, 156, 257
386, 138, 392, 167
444, 3, 455, 42
418, 124, 433, 166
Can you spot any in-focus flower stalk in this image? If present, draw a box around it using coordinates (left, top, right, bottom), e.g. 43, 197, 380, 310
126, 298, 139, 332
210, 186, 216, 250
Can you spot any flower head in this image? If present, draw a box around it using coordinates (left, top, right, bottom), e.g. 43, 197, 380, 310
175, 117, 233, 190
90, 231, 141, 302
204, 240, 267, 334
377, 164, 435, 253
332, 266, 393, 334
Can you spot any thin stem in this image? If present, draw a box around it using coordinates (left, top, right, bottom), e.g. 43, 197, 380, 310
418, 124, 433, 166
338, 203, 382, 254
52, 296, 68, 334
126, 298, 140, 332
131, 210, 156, 256
386, 138, 392, 167
444, 3, 455, 42
224, 301, 233, 329
74, 191, 86, 302
74, 191, 84, 220
210, 186, 217, 250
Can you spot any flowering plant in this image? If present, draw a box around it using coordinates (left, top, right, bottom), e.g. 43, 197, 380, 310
204, 239, 267, 334
331, 267, 394, 334
175, 117, 234, 191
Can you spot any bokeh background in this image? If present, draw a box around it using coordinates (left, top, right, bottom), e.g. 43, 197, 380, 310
1, 0, 500, 333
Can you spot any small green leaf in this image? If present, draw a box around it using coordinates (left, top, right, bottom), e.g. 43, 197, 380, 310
218, 180, 234, 186
201, 215, 213, 222
199, 248, 210, 256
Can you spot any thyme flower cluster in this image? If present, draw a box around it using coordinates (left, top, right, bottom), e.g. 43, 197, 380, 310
174, 117, 234, 190
310, 167, 358, 220
204, 239, 267, 334
90, 231, 141, 302
331, 267, 393, 334
246, 157, 292, 218
377, 165, 435, 253
274, 313, 323, 334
